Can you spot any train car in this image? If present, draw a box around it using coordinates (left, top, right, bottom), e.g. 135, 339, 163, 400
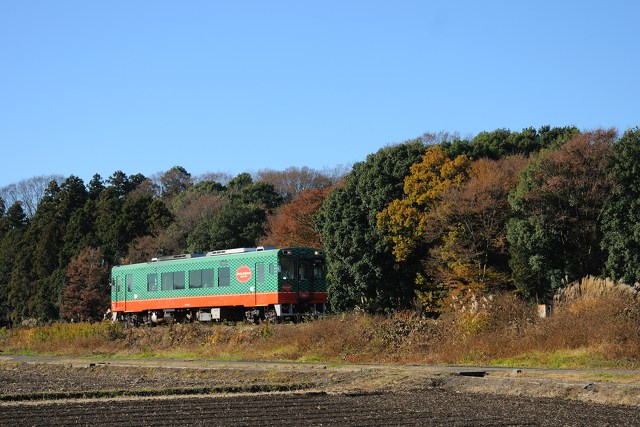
110, 246, 327, 324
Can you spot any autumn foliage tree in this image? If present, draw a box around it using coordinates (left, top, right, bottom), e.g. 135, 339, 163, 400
378, 146, 530, 313
376, 146, 470, 311
60, 247, 110, 322
427, 156, 527, 309
261, 186, 333, 248
377, 145, 470, 262
507, 129, 616, 299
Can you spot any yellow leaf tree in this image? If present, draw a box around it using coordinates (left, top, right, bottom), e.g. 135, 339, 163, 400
378, 146, 525, 313
377, 146, 469, 262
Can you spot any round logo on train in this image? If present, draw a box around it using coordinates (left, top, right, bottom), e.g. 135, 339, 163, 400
236, 265, 252, 283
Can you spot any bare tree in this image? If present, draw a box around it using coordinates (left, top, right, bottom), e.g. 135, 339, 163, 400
193, 171, 233, 185
256, 165, 348, 202
0, 175, 64, 217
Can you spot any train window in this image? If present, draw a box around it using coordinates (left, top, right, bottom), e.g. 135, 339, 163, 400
269, 264, 274, 275
299, 260, 311, 280
189, 270, 202, 288
161, 272, 172, 291
174, 271, 185, 290
116, 277, 121, 293
218, 267, 230, 287
126, 275, 133, 292
280, 258, 294, 280
161, 272, 185, 290
313, 260, 326, 280
147, 274, 157, 292
189, 269, 215, 288
257, 264, 265, 283
202, 269, 214, 288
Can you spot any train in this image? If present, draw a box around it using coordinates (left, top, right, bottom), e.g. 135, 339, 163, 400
110, 246, 327, 324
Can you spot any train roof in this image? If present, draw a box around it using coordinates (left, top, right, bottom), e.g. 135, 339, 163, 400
112, 246, 324, 270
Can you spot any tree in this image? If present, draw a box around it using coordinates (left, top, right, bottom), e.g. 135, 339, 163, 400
0, 202, 28, 324
3, 201, 28, 230
316, 140, 426, 313
61, 247, 110, 322
159, 166, 192, 200
6, 246, 34, 324
226, 172, 253, 191
133, 181, 227, 258
193, 171, 232, 185
87, 174, 105, 200
187, 201, 267, 252
256, 166, 344, 202
441, 126, 578, 160
179, 174, 283, 254
106, 171, 133, 199
261, 186, 333, 248
377, 146, 470, 262
602, 128, 640, 283
60, 204, 96, 267
507, 129, 616, 299
122, 194, 154, 241
231, 181, 283, 212
9, 176, 90, 321
375, 145, 470, 312
94, 172, 160, 263
0, 175, 64, 217
425, 156, 526, 310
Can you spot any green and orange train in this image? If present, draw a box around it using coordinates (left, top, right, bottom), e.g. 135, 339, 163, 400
110, 246, 327, 324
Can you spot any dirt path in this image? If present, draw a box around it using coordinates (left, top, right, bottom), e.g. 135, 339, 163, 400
1, 356, 640, 425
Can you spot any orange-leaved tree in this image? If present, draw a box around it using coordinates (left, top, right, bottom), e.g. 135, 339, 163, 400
261, 186, 334, 248
428, 156, 527, 310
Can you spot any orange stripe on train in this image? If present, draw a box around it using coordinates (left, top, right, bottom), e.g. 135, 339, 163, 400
112, 292, 328, 312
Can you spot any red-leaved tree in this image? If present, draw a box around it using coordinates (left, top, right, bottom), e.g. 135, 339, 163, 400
260, 187, 334, 248
61, 247, 110, 322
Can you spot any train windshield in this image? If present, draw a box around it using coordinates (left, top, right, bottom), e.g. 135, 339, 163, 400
279, 257, 295, 280
313, 258, 326, 280
279, 254, 326, 281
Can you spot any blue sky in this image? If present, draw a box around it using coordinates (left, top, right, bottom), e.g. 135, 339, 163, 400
1, 1, 639, 188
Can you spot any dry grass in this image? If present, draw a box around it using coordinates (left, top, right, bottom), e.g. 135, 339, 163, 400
2, 277, 640, 369
555, 276, 640, 305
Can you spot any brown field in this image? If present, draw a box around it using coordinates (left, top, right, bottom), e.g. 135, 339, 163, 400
4, 389, 640, 426
1, 359, 640, 426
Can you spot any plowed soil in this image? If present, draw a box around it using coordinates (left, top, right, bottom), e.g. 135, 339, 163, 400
2, 357, 640, 426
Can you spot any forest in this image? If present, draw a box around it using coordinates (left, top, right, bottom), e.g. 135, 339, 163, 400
1, 125, 639, 325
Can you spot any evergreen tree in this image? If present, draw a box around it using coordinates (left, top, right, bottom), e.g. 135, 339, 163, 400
602, 128, 640, 283
87, 174, 105, 200
0, 202, 28, 324
187, 201, 266, 252
160, 166, 192, 200
316, 140, 425, 313
441, 126, 578, 160
507, 130, 615, 299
